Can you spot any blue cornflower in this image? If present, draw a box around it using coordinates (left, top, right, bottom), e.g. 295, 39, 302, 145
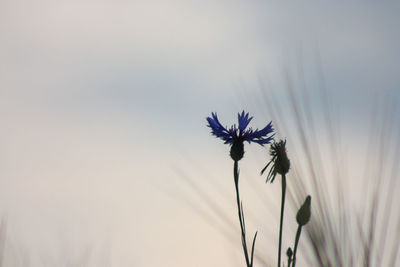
207, 111, 274, 161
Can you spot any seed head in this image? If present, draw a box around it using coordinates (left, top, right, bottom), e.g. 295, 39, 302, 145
261, 139, 290, 183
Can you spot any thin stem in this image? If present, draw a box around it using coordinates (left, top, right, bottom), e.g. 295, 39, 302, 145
250, 232, 258, 267
287, 249, 292, 267
234, 160, 251, 267
292, 225, 302, 267
277, 174, 287, 267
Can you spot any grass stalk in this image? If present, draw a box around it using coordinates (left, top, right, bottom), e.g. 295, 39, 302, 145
277, 174, 287, 267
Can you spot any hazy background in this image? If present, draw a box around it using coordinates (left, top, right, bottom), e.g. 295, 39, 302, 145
1, 1, 399, 266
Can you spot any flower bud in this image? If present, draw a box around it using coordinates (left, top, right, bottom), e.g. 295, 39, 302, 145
230, 141, 244, 161
296, 196, 311, 226
286, 247, 293, 258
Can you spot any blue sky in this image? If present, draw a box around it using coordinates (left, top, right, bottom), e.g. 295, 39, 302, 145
1, 1, 400, 266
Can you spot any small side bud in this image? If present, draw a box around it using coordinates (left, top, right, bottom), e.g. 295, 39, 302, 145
287, 247, 293, 258
230, 141, 244, 161
296, 196, 311, 226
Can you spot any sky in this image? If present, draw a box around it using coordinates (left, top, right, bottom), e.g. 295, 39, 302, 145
1, 1, 400, 266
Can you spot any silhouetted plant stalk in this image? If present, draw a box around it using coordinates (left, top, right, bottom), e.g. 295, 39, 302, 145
232, 143, 254, 266
234, 159, 257, 267
261, 140, 290, 267
207, 112, 312, 267
290, 196, 312, 267
286, 247, 293, 267
278, 174, 286, 267
207, 111, 274, 267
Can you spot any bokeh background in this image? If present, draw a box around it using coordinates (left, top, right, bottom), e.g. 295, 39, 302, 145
1, 1, 400, 266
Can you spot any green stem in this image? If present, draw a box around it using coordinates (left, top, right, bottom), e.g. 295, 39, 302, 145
287, 249, 292, 267
277, 174, 287, 267
234, 160, 251, 267
292, 225, 302, 267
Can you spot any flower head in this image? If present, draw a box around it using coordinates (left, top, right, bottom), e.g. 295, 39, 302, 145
207, 111, 274, 161
261, 139, 290, 183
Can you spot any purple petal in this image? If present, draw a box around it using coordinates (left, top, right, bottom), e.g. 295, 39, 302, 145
238, 111, 253, 132
207, 112, 233, 143
243, 121, 274, 145
250, 121, 274, 139
207, 111, 274, 147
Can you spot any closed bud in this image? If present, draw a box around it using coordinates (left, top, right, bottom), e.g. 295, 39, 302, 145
287, 247, 293, 258
296, 196, 311, 226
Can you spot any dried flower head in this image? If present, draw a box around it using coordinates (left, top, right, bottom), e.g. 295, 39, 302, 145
207, 111, 274, 161
296, 195, 312, 226
261, 139, 290, 183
